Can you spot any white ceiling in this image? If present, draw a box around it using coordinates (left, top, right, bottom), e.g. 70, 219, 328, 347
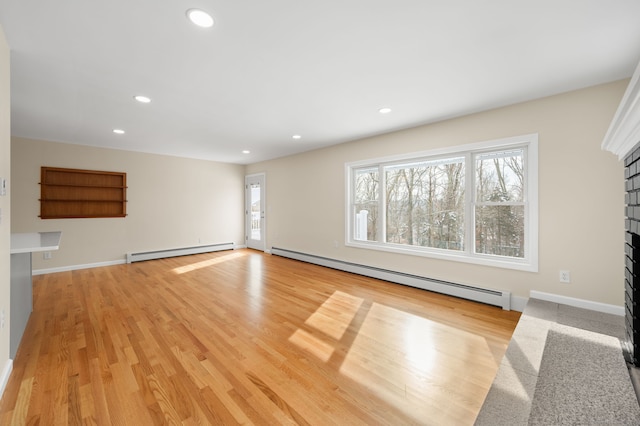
1, 1, 640, 165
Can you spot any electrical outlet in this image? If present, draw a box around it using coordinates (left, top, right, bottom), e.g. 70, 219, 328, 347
559, 270, 571, 283
43, 251, 52, 260
1, 309, 5, 329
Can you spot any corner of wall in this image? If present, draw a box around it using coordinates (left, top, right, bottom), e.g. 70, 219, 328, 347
0, 23, 12, 391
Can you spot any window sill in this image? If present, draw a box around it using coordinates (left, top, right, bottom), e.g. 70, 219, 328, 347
345, 240, 538, 272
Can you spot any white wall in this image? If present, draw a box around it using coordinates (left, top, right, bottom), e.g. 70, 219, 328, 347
11, 138, 245, 271
0, 24, 11, 392
246, 80, 627, 306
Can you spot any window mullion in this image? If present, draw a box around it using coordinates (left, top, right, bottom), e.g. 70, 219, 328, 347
466, 152, 475, 256
379, 164, 386, 243
523, 146, 529, 259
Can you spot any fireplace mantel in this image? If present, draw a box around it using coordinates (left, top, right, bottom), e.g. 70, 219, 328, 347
602, 61, 640, 159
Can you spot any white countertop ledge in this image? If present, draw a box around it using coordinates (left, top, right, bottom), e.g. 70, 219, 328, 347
11, 232, 62, 254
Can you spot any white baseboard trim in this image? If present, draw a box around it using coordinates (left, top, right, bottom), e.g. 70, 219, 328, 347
33, 259, 127, 276
510, 295, 528, 313
33, 246, 248, 276
530, 290, 625, 316
271, 247, 513, 310
126, 242, 235, 263
1, 359, 13, 400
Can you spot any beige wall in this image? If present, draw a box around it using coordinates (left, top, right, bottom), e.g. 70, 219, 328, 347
11, 138, 245, 270
6, 80, 629, 309
246, 81, 627, 306
0, 26, 11, 380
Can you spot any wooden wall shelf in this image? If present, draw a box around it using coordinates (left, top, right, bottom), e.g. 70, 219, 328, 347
40, 167, 127, 219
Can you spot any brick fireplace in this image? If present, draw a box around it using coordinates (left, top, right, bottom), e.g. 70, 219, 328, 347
625, 144, 640, 365
602, 63, 640, 366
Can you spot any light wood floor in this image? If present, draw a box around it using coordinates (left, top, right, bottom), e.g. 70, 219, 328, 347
0, 249, 520, 425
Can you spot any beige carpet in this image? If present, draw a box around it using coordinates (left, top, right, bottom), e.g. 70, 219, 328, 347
528, 324, 640, 425
476, 298, 640, 426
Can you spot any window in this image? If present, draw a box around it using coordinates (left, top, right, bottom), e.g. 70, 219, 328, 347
346, 134, 538, 271
474, 149, 524, 258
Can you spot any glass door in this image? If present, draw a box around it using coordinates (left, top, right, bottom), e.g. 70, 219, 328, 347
245, 173, 265, 251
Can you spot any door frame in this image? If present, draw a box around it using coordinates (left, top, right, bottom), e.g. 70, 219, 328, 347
245, 173, 266, 251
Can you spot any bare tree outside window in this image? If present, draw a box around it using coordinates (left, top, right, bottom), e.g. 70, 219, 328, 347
385, 158, 465, 250
475, 150, 525, 258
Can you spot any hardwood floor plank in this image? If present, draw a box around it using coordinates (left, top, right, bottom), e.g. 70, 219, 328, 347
0, 249, 520, 425
9, 376, 33, 425
86, 348, 113, 424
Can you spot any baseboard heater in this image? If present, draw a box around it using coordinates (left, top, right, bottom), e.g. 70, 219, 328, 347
271, 247, 511, 310
127, 242, 235, 264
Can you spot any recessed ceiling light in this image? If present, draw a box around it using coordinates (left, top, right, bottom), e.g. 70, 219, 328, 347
379, 107, 392, 114
242, 150, 250, 154
186, 9, 214, 28
113, 129, 125, 135
292, 134, 302, 140
134, 95, 151, 103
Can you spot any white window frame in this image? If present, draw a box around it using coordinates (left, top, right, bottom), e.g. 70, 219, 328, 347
345, 134, 538, 272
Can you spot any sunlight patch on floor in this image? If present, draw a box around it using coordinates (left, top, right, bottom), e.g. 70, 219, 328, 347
289, 329, 335, 362
288, 291, 364, 361
337, 302, 493, 421
403, 314, 438, 373
339, 303, 439, 382
171, 251, 245, 274
288, 290, 498, 423
304, 291, 363, 340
